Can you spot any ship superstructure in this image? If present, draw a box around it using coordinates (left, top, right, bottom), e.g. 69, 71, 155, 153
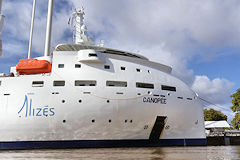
0, 0, 206, 149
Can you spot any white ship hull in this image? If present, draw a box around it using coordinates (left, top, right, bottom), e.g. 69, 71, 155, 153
0, 45, 206, 149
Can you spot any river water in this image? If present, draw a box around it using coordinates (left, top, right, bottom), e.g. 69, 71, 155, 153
0, 146, 239, 160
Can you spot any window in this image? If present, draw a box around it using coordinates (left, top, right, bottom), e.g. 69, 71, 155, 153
106, 81, 127, 87
136, 68, 141, 72
88, 53, 98, 57
0, 81, 1, 86
53, 81, 65, 86
75, 80, 96, 86
116, 92, 124, 95
104, 65, 110, 69
32, 81, 44, 87
177, 97, 183, 99
121, 67, 126, 70
75, 64, 81, 68
161, 85, 176, 92
136, 82, 154, 89
58, 64, 64, 68
187, 98, 193, 100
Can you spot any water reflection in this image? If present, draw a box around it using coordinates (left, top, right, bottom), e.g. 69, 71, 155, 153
0, 146, 239, 160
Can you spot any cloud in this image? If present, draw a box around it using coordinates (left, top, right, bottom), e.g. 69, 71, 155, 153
191, 75, 234, 105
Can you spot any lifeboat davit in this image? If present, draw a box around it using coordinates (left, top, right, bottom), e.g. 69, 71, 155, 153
16, 59, 52, 75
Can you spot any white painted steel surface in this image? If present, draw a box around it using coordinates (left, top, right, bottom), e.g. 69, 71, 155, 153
0, 48, 206, 142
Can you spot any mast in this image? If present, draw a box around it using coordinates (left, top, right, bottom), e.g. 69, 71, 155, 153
27, 0, 36, 59
0, 0, 5, 57
44, 0, 53, 57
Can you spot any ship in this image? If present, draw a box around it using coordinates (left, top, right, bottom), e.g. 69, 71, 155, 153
0, 0, 206, 149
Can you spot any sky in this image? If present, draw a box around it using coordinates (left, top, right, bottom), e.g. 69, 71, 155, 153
0, 0, 239, 121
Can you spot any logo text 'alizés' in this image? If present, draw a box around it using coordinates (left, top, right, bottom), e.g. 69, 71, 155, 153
18, 95, 55, 118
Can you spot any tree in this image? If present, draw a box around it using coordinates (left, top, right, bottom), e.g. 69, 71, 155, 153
230, 89, 240, 129
204, 109, 227, 121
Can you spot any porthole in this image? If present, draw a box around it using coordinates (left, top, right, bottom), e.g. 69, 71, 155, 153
137, 93, 141, 96
130, 120, 133, 123
62, 100, 65, 103
168, 93, 171, 96
136, 68, 141, 72
75, 64, 81, 68
63, 120, 66, 123
109, 119, 112, 123
92, 119, 95, 123
148, 70, 151, 73
107, 100, 110, 103
79, 100, 82, 103
125, 120, 128, 123
121, 67, 126, 70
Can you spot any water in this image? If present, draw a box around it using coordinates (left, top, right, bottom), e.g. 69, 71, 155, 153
0, 146, 239, 160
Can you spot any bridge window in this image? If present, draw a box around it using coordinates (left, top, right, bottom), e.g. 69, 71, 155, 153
89, 53, 98, 57
58, 64, 64, 68
104, 65, 110, 69
53, 81, 65, 86
161, 85, 176, 92
32, 81, 44, 87
106, 81, 127, 87
75, 64, 81, 68
75, 80, 96, 86
136, 82, 154, 89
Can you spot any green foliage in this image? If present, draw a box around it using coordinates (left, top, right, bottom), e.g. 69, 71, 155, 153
231, 112, 240, 130
204, 108, 227, 121
230, 89, 240, 112
231, 89, 240, 129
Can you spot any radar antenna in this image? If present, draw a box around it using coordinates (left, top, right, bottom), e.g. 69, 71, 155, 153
70, 7, 94, 45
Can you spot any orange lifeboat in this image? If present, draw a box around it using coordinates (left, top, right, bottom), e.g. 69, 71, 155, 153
16, 59, 52, 75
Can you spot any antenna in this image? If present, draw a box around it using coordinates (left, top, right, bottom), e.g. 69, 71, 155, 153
70, 7, 94, 45
44, 0, 54, 57
27, 0, 36, 59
